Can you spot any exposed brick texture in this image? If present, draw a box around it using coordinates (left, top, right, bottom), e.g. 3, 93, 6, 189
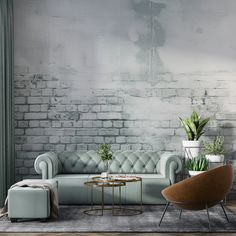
14, 0, 236, 195
14, 71, 236, 183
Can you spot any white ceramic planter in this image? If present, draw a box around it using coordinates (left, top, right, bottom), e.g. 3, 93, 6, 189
189, 170, 206, 176
206, 155, 224, 169
182, 140, 201, 159
205, 155, 224, 163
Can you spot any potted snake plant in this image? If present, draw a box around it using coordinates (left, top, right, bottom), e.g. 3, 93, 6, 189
97, 144, 113, 178
203, 136, 225, 163
179, 110, 210, 158
186, 155, 209, 176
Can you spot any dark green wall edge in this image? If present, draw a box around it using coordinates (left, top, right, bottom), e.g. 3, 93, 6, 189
0, 0, 15, 207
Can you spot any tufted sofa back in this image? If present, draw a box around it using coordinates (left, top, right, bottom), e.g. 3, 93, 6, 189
58, 150, 161, 174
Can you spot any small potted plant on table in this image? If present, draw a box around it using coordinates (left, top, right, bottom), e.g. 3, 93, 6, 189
179, 110, 210, 158
203, 136, 225, 168
186, 155, 209, 176
97, 144, 113, 178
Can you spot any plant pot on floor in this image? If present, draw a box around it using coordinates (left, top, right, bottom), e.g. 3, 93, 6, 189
186, 155, 208, 177
189, 170, 206, 176
183, 140, 201, 159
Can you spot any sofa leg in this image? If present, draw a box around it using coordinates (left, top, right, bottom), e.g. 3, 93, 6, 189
159, 202, 170, 226
206, 204, 211, 231
10, 218, 17, 223
220, 201, 229, 222
40, 218, 48, 222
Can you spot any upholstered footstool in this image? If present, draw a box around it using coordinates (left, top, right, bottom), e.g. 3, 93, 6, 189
8, 179, 58, 222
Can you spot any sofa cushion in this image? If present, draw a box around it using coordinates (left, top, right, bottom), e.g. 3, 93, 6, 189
58, 151, 104, 174
125, 173, 165, 179
110, 151, 160, 173
86, 173, 168, 204
55, 174, 90, 204
58, 150, 161, 174
125, 174, 170, 204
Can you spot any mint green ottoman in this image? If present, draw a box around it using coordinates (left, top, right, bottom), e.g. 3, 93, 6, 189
8, 180, 57, 222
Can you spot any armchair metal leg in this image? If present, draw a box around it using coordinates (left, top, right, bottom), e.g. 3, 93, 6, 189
179, 209, 182, 219
159, 202, 170, 226
220, 201, 229, 222
206, 204, 211, 231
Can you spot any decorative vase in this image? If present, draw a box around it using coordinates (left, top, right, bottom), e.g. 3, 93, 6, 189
101, 172, 109, 178
182, 140, 201, 159
101, 161, 109, 178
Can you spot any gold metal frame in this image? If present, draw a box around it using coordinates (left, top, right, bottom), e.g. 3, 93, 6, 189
84, 176, 143, 216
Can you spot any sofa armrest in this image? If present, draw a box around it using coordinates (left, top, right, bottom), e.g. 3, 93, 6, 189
159, 152, 182, 184
34, 152, 61, 179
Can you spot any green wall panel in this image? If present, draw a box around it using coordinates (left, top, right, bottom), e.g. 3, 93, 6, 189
0, 0, 14, 207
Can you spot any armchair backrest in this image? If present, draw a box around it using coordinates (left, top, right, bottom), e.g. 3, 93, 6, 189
58, 150, 161, 174
162, 164, 233, 210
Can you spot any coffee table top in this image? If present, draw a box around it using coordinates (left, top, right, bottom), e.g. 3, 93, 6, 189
84, 175, 141, 187
109, 175, 141, 182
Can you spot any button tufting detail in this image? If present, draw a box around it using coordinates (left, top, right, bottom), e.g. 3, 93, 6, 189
62, 150, 160, 174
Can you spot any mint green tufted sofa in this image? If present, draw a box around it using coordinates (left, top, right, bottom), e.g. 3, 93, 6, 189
34, 150, 182, 204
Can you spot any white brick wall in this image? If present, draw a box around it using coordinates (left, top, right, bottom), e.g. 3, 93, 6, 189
14, 0, 236, 195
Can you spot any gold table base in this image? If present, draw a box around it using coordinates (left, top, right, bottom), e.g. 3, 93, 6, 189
84, 176, 143, 216
84, 206, 143, 216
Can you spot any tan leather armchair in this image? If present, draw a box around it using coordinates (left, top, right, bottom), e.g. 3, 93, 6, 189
159, 164, 233, 230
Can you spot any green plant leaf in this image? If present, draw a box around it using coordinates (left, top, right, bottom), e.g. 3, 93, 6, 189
196, 131, 205, 140
197, 118, 210, 133
195, 118, 210, 140
203, 136, 225, 155
187, 156, 208, 171
191, 110, 199, 122
179, 111, 210, 141
97, 144, 113, 162
179, 117, 194, 140
187, 119, 197, 137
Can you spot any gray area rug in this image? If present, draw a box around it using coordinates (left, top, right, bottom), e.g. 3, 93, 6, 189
0, 205, 236, 232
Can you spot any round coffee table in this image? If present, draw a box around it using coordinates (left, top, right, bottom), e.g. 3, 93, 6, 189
84, 175, 143, 216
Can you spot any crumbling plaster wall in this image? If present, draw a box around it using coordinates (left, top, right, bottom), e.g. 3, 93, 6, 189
14, 0, 236, 193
